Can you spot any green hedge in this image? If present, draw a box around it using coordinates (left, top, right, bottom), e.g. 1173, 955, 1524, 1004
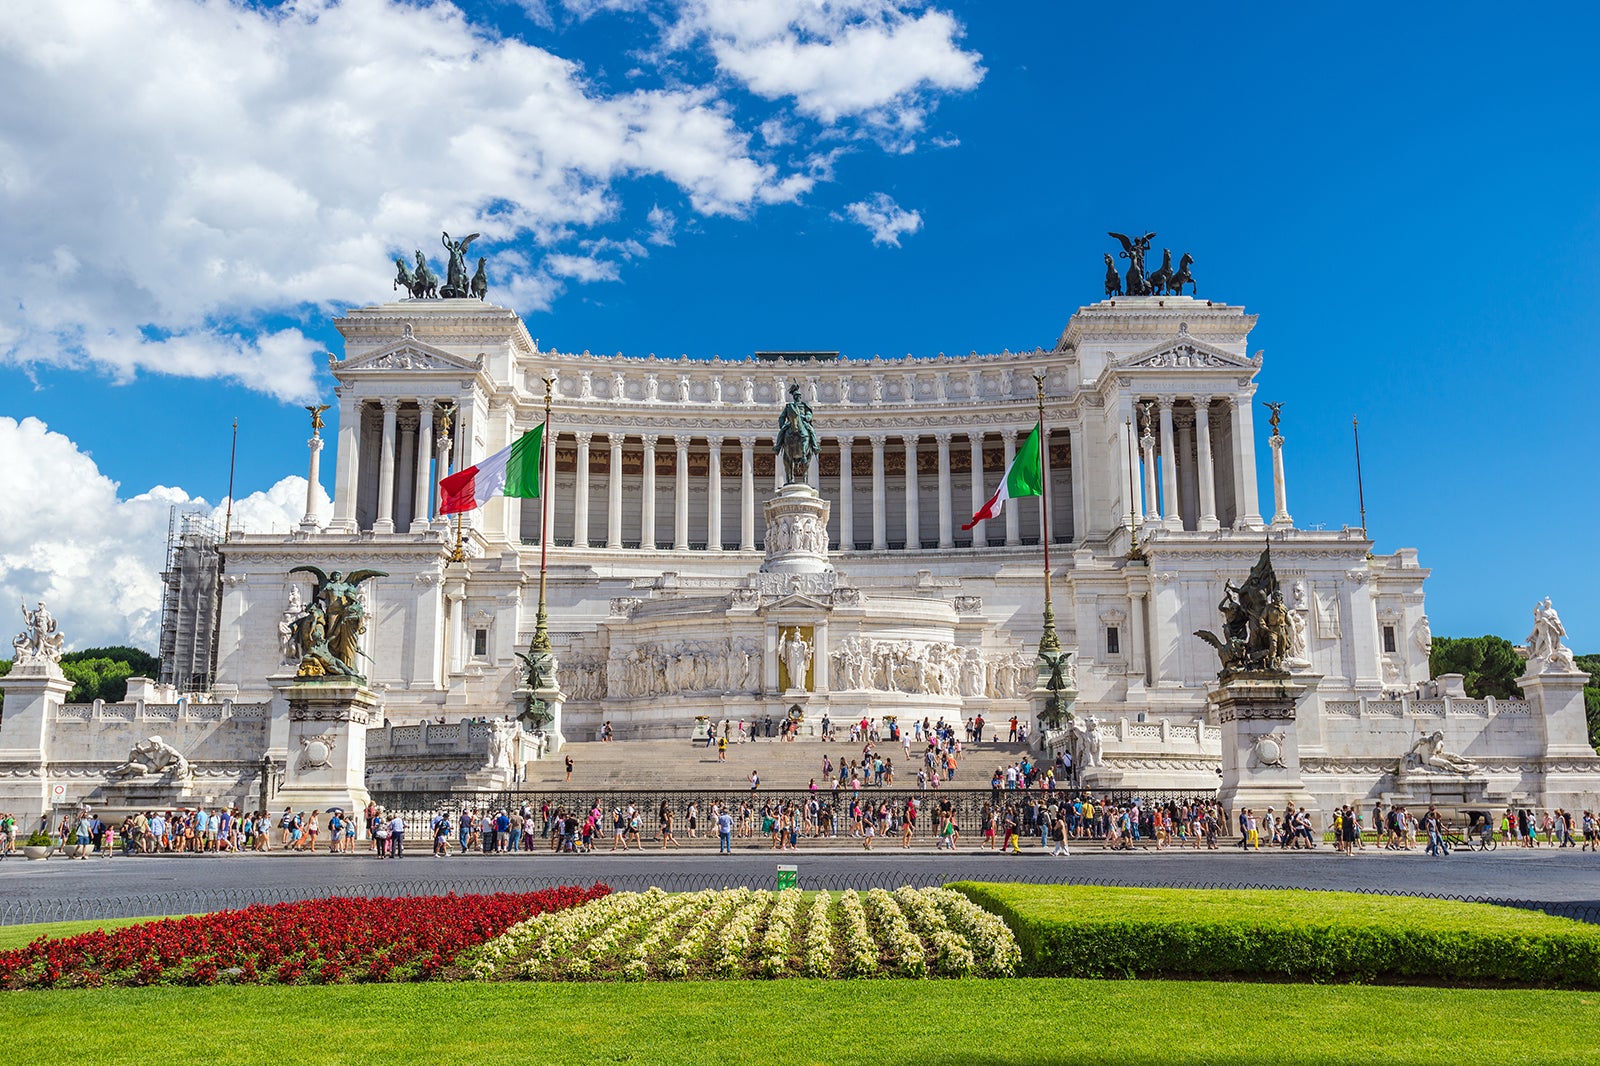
947, 883, 1600, 988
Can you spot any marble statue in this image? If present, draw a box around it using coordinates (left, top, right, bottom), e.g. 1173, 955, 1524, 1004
288, 566, 388, 679
1405, 730, 1477, 775
1069, 715, 1103, 769
486, 718, 519, 772
12, 599, 65, 665
1524, 597, 1577, 670
1415, 614, 1433, 656
1284, 606, 1309, 666
108, 735, 191, 781
780, 628, 813, 692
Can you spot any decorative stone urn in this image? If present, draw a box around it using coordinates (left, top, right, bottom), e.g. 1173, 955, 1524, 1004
22, 845, 49, 861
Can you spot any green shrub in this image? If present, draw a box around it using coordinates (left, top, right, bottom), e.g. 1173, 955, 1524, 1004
948, 883, 1600, 988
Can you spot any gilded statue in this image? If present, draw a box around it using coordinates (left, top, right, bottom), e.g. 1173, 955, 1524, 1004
288, 566, 388, 680
1195, 545, 1293, 679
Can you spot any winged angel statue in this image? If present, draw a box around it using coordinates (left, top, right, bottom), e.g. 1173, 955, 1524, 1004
288, 566, 388, 680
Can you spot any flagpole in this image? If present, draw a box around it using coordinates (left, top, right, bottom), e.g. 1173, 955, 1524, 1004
1034, 373, 1061, 659
1352, 415, 1368, 540
530, 377, 555, 656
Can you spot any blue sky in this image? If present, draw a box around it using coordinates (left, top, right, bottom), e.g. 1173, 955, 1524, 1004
1, 1, 1595, 651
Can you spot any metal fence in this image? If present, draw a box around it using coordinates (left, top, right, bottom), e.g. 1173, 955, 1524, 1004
1, 869, 1595, 927
365, 787, 1223, 845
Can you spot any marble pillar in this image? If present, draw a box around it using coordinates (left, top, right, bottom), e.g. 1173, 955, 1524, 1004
707, 438, 723, 551
640, 434, 658, 550
870, 434, 888, 550
373, 398, 399, 533
607, 436, 624, 548
1003, 431, 1021, 546
410, 401, 434, 533
968, 433, 987, 548
331, 396, 362, 533
903, 436, 921, 549
1233, 394, 1264, 529
301, 434, 324, 532
935, 432, 954, 548
674, 437, 690, 550
1194, 396, 1220, 532
739, 437, 756, 551
837, 437, 854, 551
1270, 433, 1293, 529
1158, 398, 1180, 531
573, 432, 592, 548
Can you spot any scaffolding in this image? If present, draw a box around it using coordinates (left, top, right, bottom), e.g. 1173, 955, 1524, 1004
157, 507, 223, 693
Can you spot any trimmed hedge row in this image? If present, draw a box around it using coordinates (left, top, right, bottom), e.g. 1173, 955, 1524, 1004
947, 882, 1600, 988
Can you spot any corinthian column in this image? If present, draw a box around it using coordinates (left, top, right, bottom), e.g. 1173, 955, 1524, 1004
1003, 430, 1020, 546
707, 438, 723, 551
373, 398, 399, 534
607, 435, 623, 548
1158, 397, 1180, 531
968, 433, 986, 548
1270, 426, 1294, 529
903, 435, 921, 549
640, 434, 658, 550
934, 432, 954, 548
837, 437, 854, 551
674, 437, 690, 550
1194, 397, 1219, 532
573, 431, 592, 548
739, 436, 756, 551
410, 401, 434, 532
1140, 411, 1160, 524
331, 396, 362, 533
869, 434, 887, 550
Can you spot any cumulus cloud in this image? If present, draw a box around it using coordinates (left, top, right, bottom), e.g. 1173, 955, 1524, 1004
0, 1, 981, 403
673, 1, 984, 136
0, 417, 326, 652
841, 192, 922, 246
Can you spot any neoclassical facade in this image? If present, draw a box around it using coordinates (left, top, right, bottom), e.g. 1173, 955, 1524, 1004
206, 289, 1452, 788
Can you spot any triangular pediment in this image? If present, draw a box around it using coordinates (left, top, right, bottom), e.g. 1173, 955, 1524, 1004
1119, 337, 1257, 371
334, 338, 484, 374
767, 592, 833, 612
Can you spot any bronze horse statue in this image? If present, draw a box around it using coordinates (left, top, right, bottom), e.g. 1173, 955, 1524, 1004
1148, 248, 1175, 295
393, 257, 415, 296
1170, 252, 1196, 295
411, 251, 439, 298
470, 256, 488, 300
1103, 253, 1122, 297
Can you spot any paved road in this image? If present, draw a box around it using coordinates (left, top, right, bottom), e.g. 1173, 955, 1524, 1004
4, 845, 1597, 912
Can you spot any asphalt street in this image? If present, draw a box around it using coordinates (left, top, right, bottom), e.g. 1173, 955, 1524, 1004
3, 844, 1597, 907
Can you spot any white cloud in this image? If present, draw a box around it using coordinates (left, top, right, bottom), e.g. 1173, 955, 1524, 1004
0, 417, 327, 653
0, 0, 806, 401
0, 1, 982, 403
674, 1, 984, 135
841, 192, 922, 246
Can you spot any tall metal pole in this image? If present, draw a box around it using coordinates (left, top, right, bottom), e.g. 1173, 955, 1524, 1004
223, 418, 238, 543
1352, 416, 1368, 539
531, 377, 555, 656
1034, 373, 1060, 659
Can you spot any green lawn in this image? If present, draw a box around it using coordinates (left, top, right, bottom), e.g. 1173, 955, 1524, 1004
1, 980, 1592, 1065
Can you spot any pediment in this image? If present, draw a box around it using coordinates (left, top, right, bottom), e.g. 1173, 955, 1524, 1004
767, 592, 833, 612
1119, 338, 1258, 371
334, 338, 484, 374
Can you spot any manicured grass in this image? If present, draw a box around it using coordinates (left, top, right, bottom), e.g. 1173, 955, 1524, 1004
0, 917, 183, 952
951, 883, 1600, 986
1, 980, 1593, 1064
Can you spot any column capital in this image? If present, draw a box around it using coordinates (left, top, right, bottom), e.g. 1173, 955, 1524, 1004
836, 435, 854, 452
933, 431, 953, 447
379, 397, 401, 412
1192, 394, 1216, 410
738, 435, 757, 451
640, 433, 660, 448
573, 430, 593, 446
867, 433, 888, 449
608, 433, 624, 451
1156, 395, 1175, 411
675, 437, 690, 455
707, 437, 724, 453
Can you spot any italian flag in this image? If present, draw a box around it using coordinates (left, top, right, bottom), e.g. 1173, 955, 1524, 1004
438, 424, 543, 515
962, 422, 1043, 530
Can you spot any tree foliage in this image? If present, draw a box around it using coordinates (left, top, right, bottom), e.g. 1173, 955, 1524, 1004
1428, 636, 1526, 700
57, 647, 161, 703
1575, 653, 1600, 749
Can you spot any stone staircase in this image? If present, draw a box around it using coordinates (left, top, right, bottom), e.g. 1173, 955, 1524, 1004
525, 737, 1038, 790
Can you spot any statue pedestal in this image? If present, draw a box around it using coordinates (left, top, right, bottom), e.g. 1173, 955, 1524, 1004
1519, 666, 1597, 759
100, 776, 201, 815
761, 484, 832, 575
514, 683, 566, 755
274, 681, 377, 818
1213, 673, 1312, 818
0, 660, 72, 820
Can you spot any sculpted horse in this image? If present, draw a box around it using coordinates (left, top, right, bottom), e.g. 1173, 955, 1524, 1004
1170, 252, 1196, 295
470, 256, 488, 300
393, 257, 416, 296
1148, 248, 1175, 295
1103, 253, 1122, 297
411, 251, 439, 298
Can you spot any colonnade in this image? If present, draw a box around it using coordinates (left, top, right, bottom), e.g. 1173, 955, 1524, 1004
1127, 394, 1263, 532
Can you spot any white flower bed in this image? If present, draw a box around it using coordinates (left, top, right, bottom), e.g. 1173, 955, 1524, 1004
468, 885, 1020, 981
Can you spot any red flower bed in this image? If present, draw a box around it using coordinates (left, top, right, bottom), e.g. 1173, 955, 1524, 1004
0, 884, 609, 990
